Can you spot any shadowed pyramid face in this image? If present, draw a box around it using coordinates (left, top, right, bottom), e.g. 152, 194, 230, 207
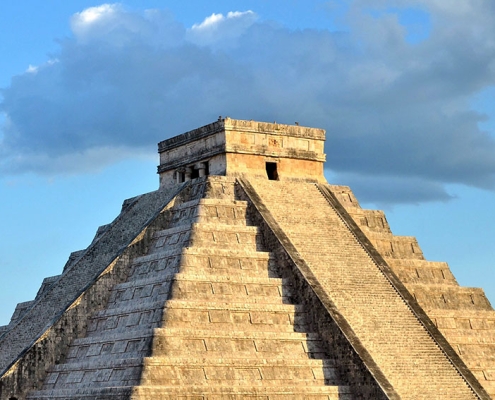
157, 117, 327, 189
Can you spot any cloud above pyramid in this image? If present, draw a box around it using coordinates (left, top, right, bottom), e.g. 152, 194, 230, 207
1, 1, 495, 204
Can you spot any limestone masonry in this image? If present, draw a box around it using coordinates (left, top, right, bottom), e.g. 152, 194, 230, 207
0, 117, 494, 399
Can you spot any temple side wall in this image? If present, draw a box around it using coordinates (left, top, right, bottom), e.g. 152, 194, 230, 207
158, 118, 326, 188
225, 153, 324, 181
158, 131, 225, 169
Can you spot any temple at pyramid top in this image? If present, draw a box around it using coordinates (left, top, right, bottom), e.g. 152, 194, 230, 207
157, 117, 327, 187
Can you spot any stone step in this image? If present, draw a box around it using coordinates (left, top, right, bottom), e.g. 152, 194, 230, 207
142, 356, 338, 368
153, 327, 321, 340
174, 273, 283, 286
28, 384, 352, 400
151, 328, 325, 358
86, 301, 164, 334
132, 247, 183, 264
65, 327, 154, 362
44, 356, 338, 389
168, 273, 288, 302
8, 300, 35, 325
188, 223, 262, 250
360, 231, 424, 260
92, 295, 300, 335
131, 247, 273, 277
27, 387, 132, 400
110, 271, 175, 292
166, 199, 200, 227
194, 198, 249, 226
162, 300, 307, 332
469, 367, 495, 383
439, 328, 495, 344
407, 284, 492, 311
177, 266, 279, 283
455, 343, 495, 360
109, 269, 285, 310
134, 385, 352, 400
97, 272, 289, 314
42, 357, 340, 388
140, 357, 340, 386
149, 223, 262, 253
85, 301, 303, 349
180, 247, 273, 275
150, 224, 192, 252
426, 308, 495, 334
106, 273, 174, 307
345, 208, 391, 234
386, 259, 458, 286
202, 175, 238, 200
91, 300, 165, 319
127, 248, 183, 279
168, 198, 249, 227
459, 356, 495, 369
43, 357, 143, 389
68, 300, 314, 362
180, 198, 247, 207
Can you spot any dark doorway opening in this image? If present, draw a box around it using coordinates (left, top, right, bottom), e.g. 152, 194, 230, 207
266, 162, 279, 180
190, 168, 199, 179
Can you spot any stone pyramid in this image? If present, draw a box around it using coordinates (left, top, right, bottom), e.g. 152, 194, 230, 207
0, 118, 494, 399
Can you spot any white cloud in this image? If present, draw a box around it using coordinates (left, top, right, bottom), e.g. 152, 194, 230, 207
26, 59, 59, 75
74, 4, 117, 25
69, 3, 183, 48
191, 10, 256, 31
26, 65, 38, 74
186, 10, 257, 48
71, 4, 121, 42
1, 3, 495, 204
191, 13, 224, 30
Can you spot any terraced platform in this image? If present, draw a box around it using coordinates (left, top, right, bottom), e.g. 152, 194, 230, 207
1, 117, 493, 399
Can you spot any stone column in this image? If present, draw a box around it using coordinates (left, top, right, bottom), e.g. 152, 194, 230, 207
195, 162, 207, 177
185, 167, 192, 181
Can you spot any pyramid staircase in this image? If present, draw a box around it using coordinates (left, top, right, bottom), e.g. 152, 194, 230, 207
241, 178, 484, 399
24, 176, 374, 399
330, 184, 495, 398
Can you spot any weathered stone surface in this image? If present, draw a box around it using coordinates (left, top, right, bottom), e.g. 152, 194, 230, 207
158, 118, 326, 188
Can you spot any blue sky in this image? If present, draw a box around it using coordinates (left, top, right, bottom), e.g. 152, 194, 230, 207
1, 0, 495, 324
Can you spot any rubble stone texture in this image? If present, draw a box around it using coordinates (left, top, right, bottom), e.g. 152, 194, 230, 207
0, 118, 493, 399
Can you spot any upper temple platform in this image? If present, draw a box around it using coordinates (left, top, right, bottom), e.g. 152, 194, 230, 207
157, 117, 326, 188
